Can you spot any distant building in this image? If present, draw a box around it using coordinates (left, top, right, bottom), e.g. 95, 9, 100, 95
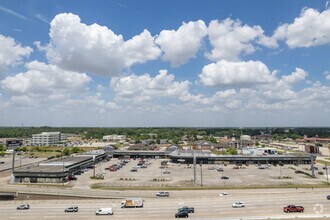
253, 134, 273, 142
240, 135, 251, 141
32, 132, 67, 146
242, 147, 277, 156
141, 139, 155, 145
103, 135, 126, 142
166, 144, 180, 153
297, 136, 330, 144
194, 141, 215, 150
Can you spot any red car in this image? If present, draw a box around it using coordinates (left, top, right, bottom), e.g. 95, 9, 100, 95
283, 205, 304, 213
109, 166, 117, 172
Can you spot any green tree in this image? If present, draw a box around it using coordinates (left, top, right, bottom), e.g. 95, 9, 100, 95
225, 148, 238, 155
63, 148, 70, 156
0, 144, 5, 151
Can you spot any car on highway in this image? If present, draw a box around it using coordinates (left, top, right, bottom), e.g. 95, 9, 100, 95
64, 206, 79, 212
178, 206, 194, 213
163, 170, 171, 174
17, 204, 30, 210
220, 192, 230, 196
130, 168, 138, 172
95, 207, 114, 215
232, 201, 245, 208
283, 205, 304, 213
221, 176, 229, 179
175, 210, 189, 218
156, 191, 169, 197
327, 195, 330, 200
295, 170, 305, 174
216, 167, 224, 172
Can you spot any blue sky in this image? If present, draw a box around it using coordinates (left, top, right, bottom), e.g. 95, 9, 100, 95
0, 0, 329, 127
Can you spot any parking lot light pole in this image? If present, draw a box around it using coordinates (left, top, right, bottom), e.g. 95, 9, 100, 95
325, 162, 329, 186
200, 162, 203, 187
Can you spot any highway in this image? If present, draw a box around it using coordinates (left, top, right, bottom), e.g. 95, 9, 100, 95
0, 188, 329, 219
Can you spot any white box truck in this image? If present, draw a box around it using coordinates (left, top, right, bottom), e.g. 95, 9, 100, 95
121, 198, 144, 208
95, 208, 114, 215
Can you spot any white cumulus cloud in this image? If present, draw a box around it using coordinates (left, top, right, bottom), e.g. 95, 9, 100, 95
111, 70, 190, 102
0, 34, 33, 72
206, 18, 264, 61
44, 13, 161, 76
1, 61, 91, 97
282, 68, 308, 84
155, 20, 207, 67
264, 8, 330, 48
199, 60, 276, 87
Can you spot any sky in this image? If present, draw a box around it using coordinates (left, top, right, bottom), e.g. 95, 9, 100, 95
0, 0, 329, 127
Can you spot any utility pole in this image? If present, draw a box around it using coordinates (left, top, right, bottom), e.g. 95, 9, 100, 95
93, 156, 96, 177
311, 154, 315, 178
62, 146, 65, 186
11, 150, 15, 173
325, 162, 329, 186
200, 162, 203, 187
193, 155, 196, 183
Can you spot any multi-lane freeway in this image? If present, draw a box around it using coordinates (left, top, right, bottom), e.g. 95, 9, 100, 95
0, 188, 329, 219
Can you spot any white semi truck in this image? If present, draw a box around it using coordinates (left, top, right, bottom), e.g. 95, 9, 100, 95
121, 198, 144, 208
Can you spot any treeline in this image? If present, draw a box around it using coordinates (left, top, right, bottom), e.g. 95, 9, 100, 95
0, 127, 329, 140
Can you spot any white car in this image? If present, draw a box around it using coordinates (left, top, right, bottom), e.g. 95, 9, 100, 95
156, 191, 169, 197
95, 208, 114, 215
232, 201, 245, 208
220, 192, 230, 196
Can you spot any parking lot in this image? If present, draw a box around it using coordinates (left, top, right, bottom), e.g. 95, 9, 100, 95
71, 158, 329, 189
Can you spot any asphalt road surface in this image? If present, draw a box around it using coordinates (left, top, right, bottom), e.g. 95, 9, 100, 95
0, 188, 330, 219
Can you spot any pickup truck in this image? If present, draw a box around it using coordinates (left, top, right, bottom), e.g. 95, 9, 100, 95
283, 205, 304, 213
178, 206, 194, 213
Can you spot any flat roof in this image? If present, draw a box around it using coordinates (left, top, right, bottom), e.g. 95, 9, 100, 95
14, 156, 93, 174
14, 164, 67, 173
39, 157, 91, 167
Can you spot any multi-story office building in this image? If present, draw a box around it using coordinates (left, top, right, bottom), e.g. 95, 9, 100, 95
32, 132, 67, 146
103, 135, 126, 142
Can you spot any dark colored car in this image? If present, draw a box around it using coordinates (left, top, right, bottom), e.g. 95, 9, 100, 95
65, 206, 79, 212
17, 204, 30, 210
283, 205, 304, 213
327, 195, 330, 200
221, 176, 229, 179
178, 206, 194, 213
68, 175, 77, 181
175, 211, 189, 218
